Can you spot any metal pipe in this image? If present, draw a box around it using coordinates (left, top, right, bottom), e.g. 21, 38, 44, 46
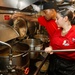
34, 54, 49, 75
26, 49, 75, 53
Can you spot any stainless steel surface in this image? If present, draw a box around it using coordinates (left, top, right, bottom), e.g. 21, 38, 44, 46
0, 0, 74, 15
22, 39, 43, 47
17, 0, 38, 10
34, 34, 49, 42
0, 41, 11, 51
0, 22, 19, 42
0, 42, 30, 71
22, 39, 43, 59
0, 0, 18, 9
0, 0, 74, 11
0, 0, 38, 10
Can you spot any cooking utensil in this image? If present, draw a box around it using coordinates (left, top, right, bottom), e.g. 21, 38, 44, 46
18, 49, 75, 53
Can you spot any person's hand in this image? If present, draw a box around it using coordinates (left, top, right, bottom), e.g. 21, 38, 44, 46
44, 46, 53, 54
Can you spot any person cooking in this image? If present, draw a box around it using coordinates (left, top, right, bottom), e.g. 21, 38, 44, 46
12, 1, 58, 43
45, 9, 75, 75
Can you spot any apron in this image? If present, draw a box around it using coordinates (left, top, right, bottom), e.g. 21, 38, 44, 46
48, 54, 75, 75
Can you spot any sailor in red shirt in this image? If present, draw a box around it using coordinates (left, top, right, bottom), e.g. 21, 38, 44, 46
51, 26, 75, 60
38, 16, 57, 40
12, 1, 58, 41
45, 9, 75, 75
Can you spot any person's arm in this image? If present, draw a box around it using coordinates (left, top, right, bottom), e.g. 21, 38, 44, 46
12, 13, 38, 22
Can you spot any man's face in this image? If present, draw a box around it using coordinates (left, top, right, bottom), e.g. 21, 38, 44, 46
43, 9, 56, 21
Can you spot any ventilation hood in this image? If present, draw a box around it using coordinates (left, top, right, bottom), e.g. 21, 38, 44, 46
0, 0, 38, 10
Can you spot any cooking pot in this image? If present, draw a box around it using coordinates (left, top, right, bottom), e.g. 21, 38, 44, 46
22, 39, 43, 59
0, 42, 30, 72
34, 34, 49, 43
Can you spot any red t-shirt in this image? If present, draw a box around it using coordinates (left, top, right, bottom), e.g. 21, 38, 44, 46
38, 16, 58, 40
51, 26, 75, 60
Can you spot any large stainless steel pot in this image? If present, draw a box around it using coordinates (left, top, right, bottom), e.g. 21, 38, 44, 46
0, 42, 30, 71
22, 39, 43, 59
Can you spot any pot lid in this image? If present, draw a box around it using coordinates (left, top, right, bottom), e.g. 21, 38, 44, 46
0, 22, 19, 42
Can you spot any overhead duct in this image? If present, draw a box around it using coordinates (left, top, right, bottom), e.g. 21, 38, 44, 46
0, 0, 38, 10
